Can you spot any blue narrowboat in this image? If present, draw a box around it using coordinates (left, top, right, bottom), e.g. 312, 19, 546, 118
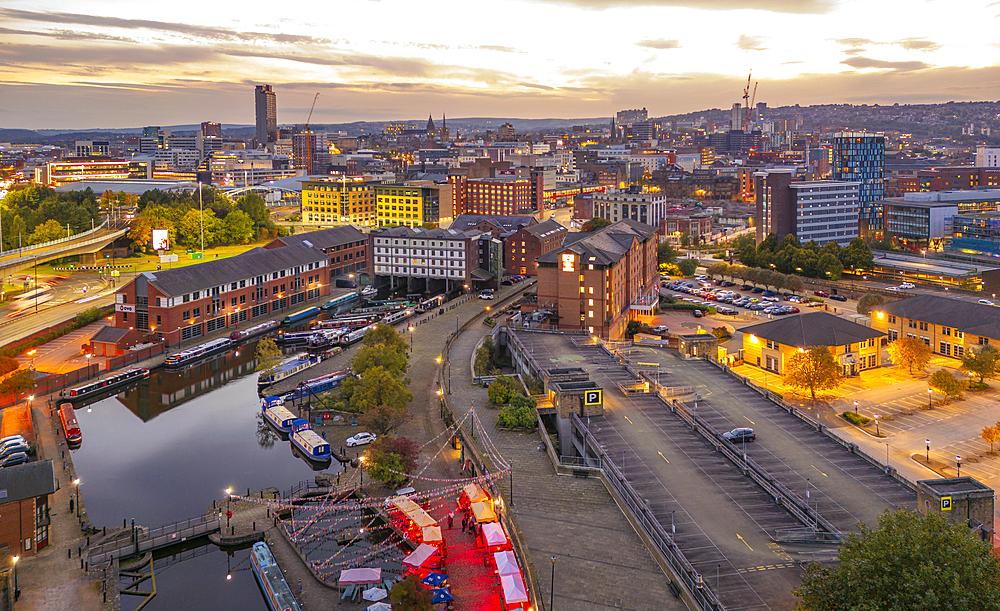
262, 400, 298, 434
250, 542, 302, 611
275, 330, 321, 345
282, 306, 321, 326
230, 320, 279, 341
258, 355, 321, 387
290, 419, 331, 462
282, 370, 352, 402
320, 292, 359, 311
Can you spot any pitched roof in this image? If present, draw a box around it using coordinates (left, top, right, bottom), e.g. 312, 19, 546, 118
144, 243, 327, 297
741, 311, 884, 348
90, 325, 129, 344
879, 295, 1000, 341
521, 219, 567, 239
450, 214, 536, 233
0, 460, 56, 505
273, 226, 366, 250
536, 219, 656, 266
373, 226, 482, 240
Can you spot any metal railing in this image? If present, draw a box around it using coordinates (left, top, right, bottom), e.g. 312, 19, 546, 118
88, 514, 219, 565
0, 219, 109, 261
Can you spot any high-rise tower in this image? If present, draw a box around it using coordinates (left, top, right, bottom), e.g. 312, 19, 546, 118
255, 85, 277, 149
833, 132, 884, 236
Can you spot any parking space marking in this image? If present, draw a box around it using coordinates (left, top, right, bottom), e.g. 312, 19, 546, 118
811, 465, 828, 478
737, 563, 796, 574
623, 415, 633, 425
744, 416, 755, 425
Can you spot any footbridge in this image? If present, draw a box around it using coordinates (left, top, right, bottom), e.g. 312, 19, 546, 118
0, 219, 130, 277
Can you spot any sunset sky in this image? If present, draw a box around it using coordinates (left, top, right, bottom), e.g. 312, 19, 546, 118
2, 0, 1000, 129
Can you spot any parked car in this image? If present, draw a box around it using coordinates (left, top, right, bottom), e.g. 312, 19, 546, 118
0, 443, 28, 460
899, 282, 915, 289
813, 290, 829, 297
478, 290, 494, 300
0, 435, 26, 447
346, 432, 377, 447
751, 287, 765, 294
786, 306, 800, 313
692, 309, 704, 318
0, 452, 28, 468
723, 428, 756, 443
830, 295, 848, 302
978, 299, 995, 306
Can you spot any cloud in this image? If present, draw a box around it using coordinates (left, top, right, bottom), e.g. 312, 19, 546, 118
0, 8, 330, 44
476, 45, 520, 53
841, 57, 930, 72
0, 26, 136, 42
533, 0, 832, 13
637, 39, 681, 50
895, 37, 940, 51
842, 48, 865, 55
0, 43, 218, 68
736, 35, 766, 51
834, 38, 875, 46
519, 82, 557, 91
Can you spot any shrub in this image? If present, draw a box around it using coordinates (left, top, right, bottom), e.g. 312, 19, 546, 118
487, 376, 518, 405
711, 327, 732, 341
0, 356, 18, 376
842, 411, 870, 426
498, 394, 538, 429
524, 375, 544, 395
962, 380, 990, 391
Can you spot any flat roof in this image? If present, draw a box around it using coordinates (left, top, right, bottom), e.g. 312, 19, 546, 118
916, 477, 993, 497
872, 251, 997, 276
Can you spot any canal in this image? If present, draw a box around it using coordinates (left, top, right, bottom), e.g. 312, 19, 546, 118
71, 341, 343, 610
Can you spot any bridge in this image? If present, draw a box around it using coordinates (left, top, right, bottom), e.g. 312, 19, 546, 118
88, 514, 220, 565
0, 219, 130, 278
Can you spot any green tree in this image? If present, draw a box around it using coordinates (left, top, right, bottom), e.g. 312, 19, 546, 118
679, 231, 691, 248
221, 209, 254, 245
963, 345, 1000, 384
581, 217, 612, 232
706, 262, 729, 279
657, 241, 678, 265
352, 343, 408, 378
0, 369, 34, 400
757, 233, 778, 255
487, 376, 517, 405
236, 192, 271, 229
28, 219, 65, 244
840, 237, 875, 271
930, 369, 963, 399
178, 208, 221, 248
362, 324, 409, 354
887, 337, 932, 374
794, 509, 1000, 611
351, 366, 413, 432
857, 293, 885, 315
782, 346, 843, 401
792, 248, 819, 277
678, 259, 698, 276
802, 239, 821, 253
626, 320, 641, 337
254, 338, 283, 380
784, 275, 805, 294
778, 234, 801, 250
390, 575, 434, 611
816, 253, 844, 280
738, 244, 757, 267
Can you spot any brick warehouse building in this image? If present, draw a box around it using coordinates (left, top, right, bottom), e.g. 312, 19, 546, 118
0, 461, 56, 558
111, 244, 329, 346
534, 219, 658, 339
265, 225, 369, 279
506, 219, 567, 276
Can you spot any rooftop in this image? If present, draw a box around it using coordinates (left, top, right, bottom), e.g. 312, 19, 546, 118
878, 295, 1000, 341
536, 219, 656, 266
0, 460, 56, 505
271, 226, 366, 250
916, 477, 994, 497
521, 219, 567, 239
449, 214, 537, 233
741, 311, 884, 348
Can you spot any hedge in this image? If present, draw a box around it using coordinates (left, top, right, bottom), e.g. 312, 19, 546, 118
662, 303, 717, 314
0, 306, 111, 358
841, 411, 870, 426
0, 356, 18, 376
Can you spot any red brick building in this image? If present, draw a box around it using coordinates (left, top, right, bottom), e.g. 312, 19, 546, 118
535, 220, 658, 339
111, 244, 329, 347
506, 219, 567, 276
448, 175, 538, 216
660, 213, 713, 243
265, 226, 369, 279
0, 461, 56, 557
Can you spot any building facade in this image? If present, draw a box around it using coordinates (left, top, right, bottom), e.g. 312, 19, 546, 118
254, 85, 277, 149
0, 461, 56, 558
976, 146, 1000, 168
370, 226, 501, 293
535, 219, 658, 340
951, 212, 1000, 258
882, 200, 958, 252
300, 179, 377, 227
833, 132, 884, 236
265, 226, 368, 278
870, 295, 1000, 360
112, 244, 329, 346
374, 183, 440, 228
448, 175, 537, 216
505, 219, 567, 276
590, 191, 667, 229
660, 213, 713, 243
754, 170, 860, 246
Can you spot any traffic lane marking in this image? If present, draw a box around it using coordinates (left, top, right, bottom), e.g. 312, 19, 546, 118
658, 451, 669, 464
737, 533, 754, 551
811, 465, 828, 477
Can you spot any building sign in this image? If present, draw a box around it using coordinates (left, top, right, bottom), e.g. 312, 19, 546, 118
941, 496, 952, 511
561, 253, 575, 272
584, 389, 602, 405
115, 304, 135, 313
151, 228, 169, 251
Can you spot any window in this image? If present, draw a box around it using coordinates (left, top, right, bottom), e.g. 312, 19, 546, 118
980, 337, 990, 346
908, 320, 917, 329
888, 315, 896, 324
942, 327, 951, 336
919, 322, 928, 331
182, 310, 190, 320
193, 307, 201, 318
940, 342, 951, 356
955, 345, 965, 358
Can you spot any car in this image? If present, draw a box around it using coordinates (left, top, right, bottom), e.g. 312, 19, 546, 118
741, 285, 753, 291
0, 435, 26, 447
752, 287, 765, 294
478, 290, 494, 300
692, 309, 704, 318
885, 286, 900, 292
899, 282, 915, 289
813, 290, 829, 297
762, 290, 777, 297
0, 452, 28, 468
0, 443, 28, 460
651, 325, 669, 333
786, 306, 800, 313
978, 299, 995, 306
501, 279, 513, 285
830, 295, 847, 302
0, 438, 27, 454
723, 428, 756, 443
346, 432, 377, 447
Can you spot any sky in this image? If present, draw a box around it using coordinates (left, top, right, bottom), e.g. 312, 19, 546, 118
2, 0, 1000, 129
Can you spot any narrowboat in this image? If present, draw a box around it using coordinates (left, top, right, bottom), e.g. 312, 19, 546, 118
275, 330, 320, 345
290, 419, 331, 462
59, 403, 82, 447
381, 308, 415, 326
164, 338, 233, 368
258, 355, 320, 387
281, 370, 352, 402
230, 320, 279, 341
64, 368, 150, 401
282, 307, 321, 326
315, 313, 380, 329
339, 324, 378, 347
307, 328, 348, 349
320, 292, 359, 311
262, 399, 298, 434
250, 542, 302, 611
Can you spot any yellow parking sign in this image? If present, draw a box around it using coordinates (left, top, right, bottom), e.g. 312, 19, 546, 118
585, 390, 603, 405
941, 496, 952, 511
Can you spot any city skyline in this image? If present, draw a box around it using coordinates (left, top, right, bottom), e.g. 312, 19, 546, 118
2, 0, 1000, 128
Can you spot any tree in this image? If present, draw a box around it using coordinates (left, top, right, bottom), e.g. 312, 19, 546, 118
738, 244, 757, 267
963, 345, 1000, 384
178, 208, 221, 248
983, 425, 1000, 454
857, 293, 885, 315
840, 237, 875, 271
581, 217, 611, 232
351, 367, 413, 435
236, 192, 272, 231
679, 231, 691, 248
391, 575, 434, 611
28, 219, 65, 245
0, 369, 34, 400
487, 376, 517, 405
782, 346, 842, 401
657, 241, 678, 265
221, 209, 254, 245
784, 275, 805, 295
706, 262, 729, 279
778, 234, 801, 250
625, 320, 641, 337
816, 253, 844, 280
757, 233, 778, 254
362, 324, 409, 354
360, 402, 413, 437
366, 436, 420, 487
795, 508, 1000, 611
352, 343, 408, 378
887, 337, 932, 375
930, 369, 963, 399
678, 259, 698, 276
254, 338, 283, 380
791, 248, 819, 277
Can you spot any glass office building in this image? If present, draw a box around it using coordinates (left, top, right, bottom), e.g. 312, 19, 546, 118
834, 132, 884, 235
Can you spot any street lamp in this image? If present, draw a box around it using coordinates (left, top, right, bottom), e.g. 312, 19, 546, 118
927, 387, 932, 409
550, 556, 556, 611
408, 324, 414, 349
926, 439, 930, 463
957, 456, 962, 477
853, 400, 858, 414
11, 555, 18, 600
873, 414, 880, 437
358, 456, 366, 486
225, 488, 232, 526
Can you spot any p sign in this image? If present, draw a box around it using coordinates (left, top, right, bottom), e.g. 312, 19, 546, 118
584, 389, 603, 406
941, 496, 953, 511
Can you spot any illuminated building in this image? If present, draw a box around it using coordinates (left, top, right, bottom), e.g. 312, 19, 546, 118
374, 183, 440, 228
506, 219, 567, 276
255, 84, 278, 149
42, 160, 147, 186
591, 191, 666, 228
300, 179, 376, 226
754, 170, 860, 246
834, 132, 884, 236
448, 175, 535, 216
201, 122, 222, 138
370, 226, 501, 291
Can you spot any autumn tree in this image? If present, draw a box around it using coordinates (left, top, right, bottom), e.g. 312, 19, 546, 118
856, 293, 885, 315
887, 337, 931, 375
351, 366, 413, 434
794, 509, 1000, 611
982, 425, 1000, 455
254, 338, 284, 380
391, 575, 433, 611
0, 369, 34, 400
365, 436, 420, 487
581, 217, 611, 232
963, 345, 1000, 384
929, 369, 963, 399
782, 346, 843, 401
29, 219, 65, 245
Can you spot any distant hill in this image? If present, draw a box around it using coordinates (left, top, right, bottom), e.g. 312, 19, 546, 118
0, 128, 44, 143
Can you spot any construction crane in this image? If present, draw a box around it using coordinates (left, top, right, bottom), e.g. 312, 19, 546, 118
742, 71, 756, 130
304, 93, 319, 174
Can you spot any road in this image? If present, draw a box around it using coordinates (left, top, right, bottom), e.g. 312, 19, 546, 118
0, 273, 114, 349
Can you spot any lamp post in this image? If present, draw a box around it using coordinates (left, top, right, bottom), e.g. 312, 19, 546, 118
358, 456, 366, 486
408, 324, 413, 349
225, 488, 232, 526
926, 439, 930, 463
73, 478, 81, 519
853, 400, 858, 414
927, 387, 932, 409
12, 555, 18, 600
873, 414, 880, 437
957, 456, 962, 477
550, 556, 556, 611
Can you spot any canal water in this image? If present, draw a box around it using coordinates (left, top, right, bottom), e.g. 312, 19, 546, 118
71, 341, 343, 610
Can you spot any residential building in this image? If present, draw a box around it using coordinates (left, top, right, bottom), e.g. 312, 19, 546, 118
534, 219, 658, 340
731, 103, 743, 131
870, 295, 1000, 359
300, 178, 377, 227
255, 85, 278, 149
448, 175, 538, 216
741, 311, 884, 377
369, 226, 501, 293
754, 170, 860, 246
882, 199, 958, 252
833, 132, 884, 236
111, 244, 329, 346
976, 146, 1000, 168
506, 219, 567, 276
74, 140, 110, 157
265, 225, 368, 278
0, 461, 56, 557
373, 183, 441, 228
591, 191, 667, 228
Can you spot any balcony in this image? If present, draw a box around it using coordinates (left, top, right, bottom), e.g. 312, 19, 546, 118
629, 293, 658, 312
